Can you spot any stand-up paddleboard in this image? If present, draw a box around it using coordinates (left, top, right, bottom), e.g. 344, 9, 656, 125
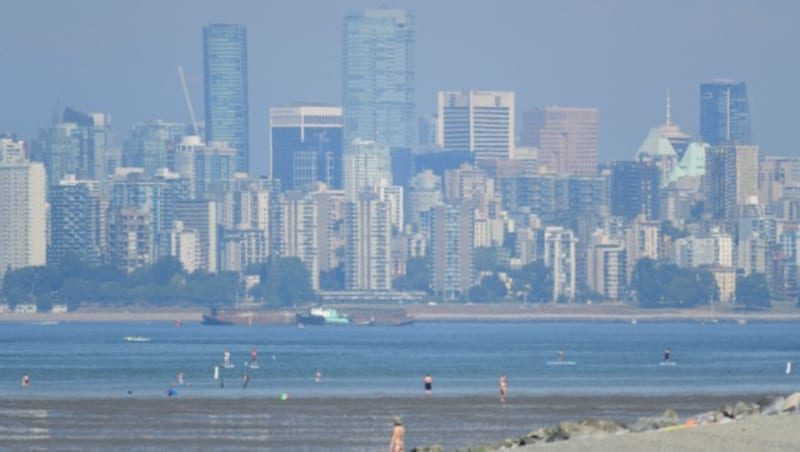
245, 362, 260, 369
660, 361, 677, 366
546, 361, 577, 366
223, 363, 235, 369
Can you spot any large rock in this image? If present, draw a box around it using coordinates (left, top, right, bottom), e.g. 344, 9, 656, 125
733, 400, 757, 417
781, 392, 800, 412
757, 395, 784, 415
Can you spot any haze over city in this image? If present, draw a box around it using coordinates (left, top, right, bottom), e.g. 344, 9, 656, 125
2, 0, 798, 174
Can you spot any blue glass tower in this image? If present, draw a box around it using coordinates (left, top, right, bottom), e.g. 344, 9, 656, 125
343, 9, 415, 149
700, 80, 751, 146
203, 24, 250, 173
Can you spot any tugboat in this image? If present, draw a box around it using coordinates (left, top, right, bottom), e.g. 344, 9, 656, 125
295, 307, 351, 326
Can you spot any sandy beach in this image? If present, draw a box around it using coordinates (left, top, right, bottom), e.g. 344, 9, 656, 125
0, 393, 780, 451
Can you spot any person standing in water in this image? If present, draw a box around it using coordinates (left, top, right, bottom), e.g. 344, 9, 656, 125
177, 372, 185, 386
21, 374, 30, 388
389, 417, 405, 452
558, 350, 564, 362
315, 370, 322, 382
499, 374, 507, 403
423, 374, 432, 395
243, 371, 251, 389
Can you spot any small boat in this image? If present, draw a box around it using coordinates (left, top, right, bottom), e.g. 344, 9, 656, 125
296, 307, 351, 326
123, 336, 151, 342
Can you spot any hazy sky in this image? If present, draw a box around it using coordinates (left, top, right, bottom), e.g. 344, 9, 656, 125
2, 0, 797, 175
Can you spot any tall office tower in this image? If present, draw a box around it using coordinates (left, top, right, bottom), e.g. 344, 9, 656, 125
408, 170, 443, 228
123, 120, 187, 177
62, 107, 113, 183
269, 105, 343, 189
34, 122, 83, 187
430, 201, 474, 298
343, 9, 414, 148
175, 200, 218, 273
700, 80, 751, 146
586, 232, 627, 302
543, 226, 577, 302
704, 144, 759, 221
520, 106, 599, 175
0, 135, 27, 162
48, 176, 102, 266
278, 190, 319, 290
436, 91, 515, 162
204, 24, 250, 172
610, 161, 661, 220
344, 192, 392, 290
343, 139, 391, 201
0, 160, 47, 281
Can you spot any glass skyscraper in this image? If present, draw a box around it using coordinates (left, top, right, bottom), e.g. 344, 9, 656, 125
343, 9, 415, 149
700, 80, 751, 146
203, 24, 250, 173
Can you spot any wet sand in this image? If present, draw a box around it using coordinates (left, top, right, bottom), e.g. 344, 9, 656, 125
0, 393, 774, 451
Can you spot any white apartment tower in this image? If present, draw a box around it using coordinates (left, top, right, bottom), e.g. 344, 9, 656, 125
279, 190, 320, 290
344, 192, 392, 290
437, 91, 515, 162
0, 161, 47, 282
544, 226, 577, 302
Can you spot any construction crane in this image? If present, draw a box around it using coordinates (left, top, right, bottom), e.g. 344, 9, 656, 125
178, 65, 200, 137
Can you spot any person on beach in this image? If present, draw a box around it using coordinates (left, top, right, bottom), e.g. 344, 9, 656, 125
423, 374, 432, 395
21, 374, 30, 388
166, 386, 178, 397
499, 374, 507, 403
664, 348, 671, 361
389, 417, 405, 452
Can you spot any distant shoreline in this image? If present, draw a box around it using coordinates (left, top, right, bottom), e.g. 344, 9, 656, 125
2, 302, 800, 323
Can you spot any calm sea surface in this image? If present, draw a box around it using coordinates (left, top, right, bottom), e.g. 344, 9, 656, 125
1, 321, 798, 450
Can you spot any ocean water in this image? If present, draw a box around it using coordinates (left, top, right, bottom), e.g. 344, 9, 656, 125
1, 321, 799, 450
1, 320, 799, 398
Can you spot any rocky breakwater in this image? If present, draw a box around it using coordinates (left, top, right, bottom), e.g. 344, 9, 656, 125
411, 393, 800, 452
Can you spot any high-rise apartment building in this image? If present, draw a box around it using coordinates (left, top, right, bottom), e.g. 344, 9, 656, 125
175, 200, 218, 273
704, 144, 759, 221
544, 226, 577, 302
700, 80, 751, 146
520, 106, 599, 175
204, 24, 250, 172
278, 190, 320, 290
610, 161, 661, 220
269, 105, 343, 189
48, 175, 102, 266
343, 139, 391, 201
344, 192, 392, 291
343, 9, 414, 148
431, 201, 474, 298
436, 91, 514, 162
0, 160, 47, 281
0, 136, 27, 162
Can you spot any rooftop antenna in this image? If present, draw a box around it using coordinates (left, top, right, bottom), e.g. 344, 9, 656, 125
178, 66, 200, 137
665, 89, 672, 126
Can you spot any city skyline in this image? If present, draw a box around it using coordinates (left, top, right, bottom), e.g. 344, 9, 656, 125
2, 1, 798, 175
